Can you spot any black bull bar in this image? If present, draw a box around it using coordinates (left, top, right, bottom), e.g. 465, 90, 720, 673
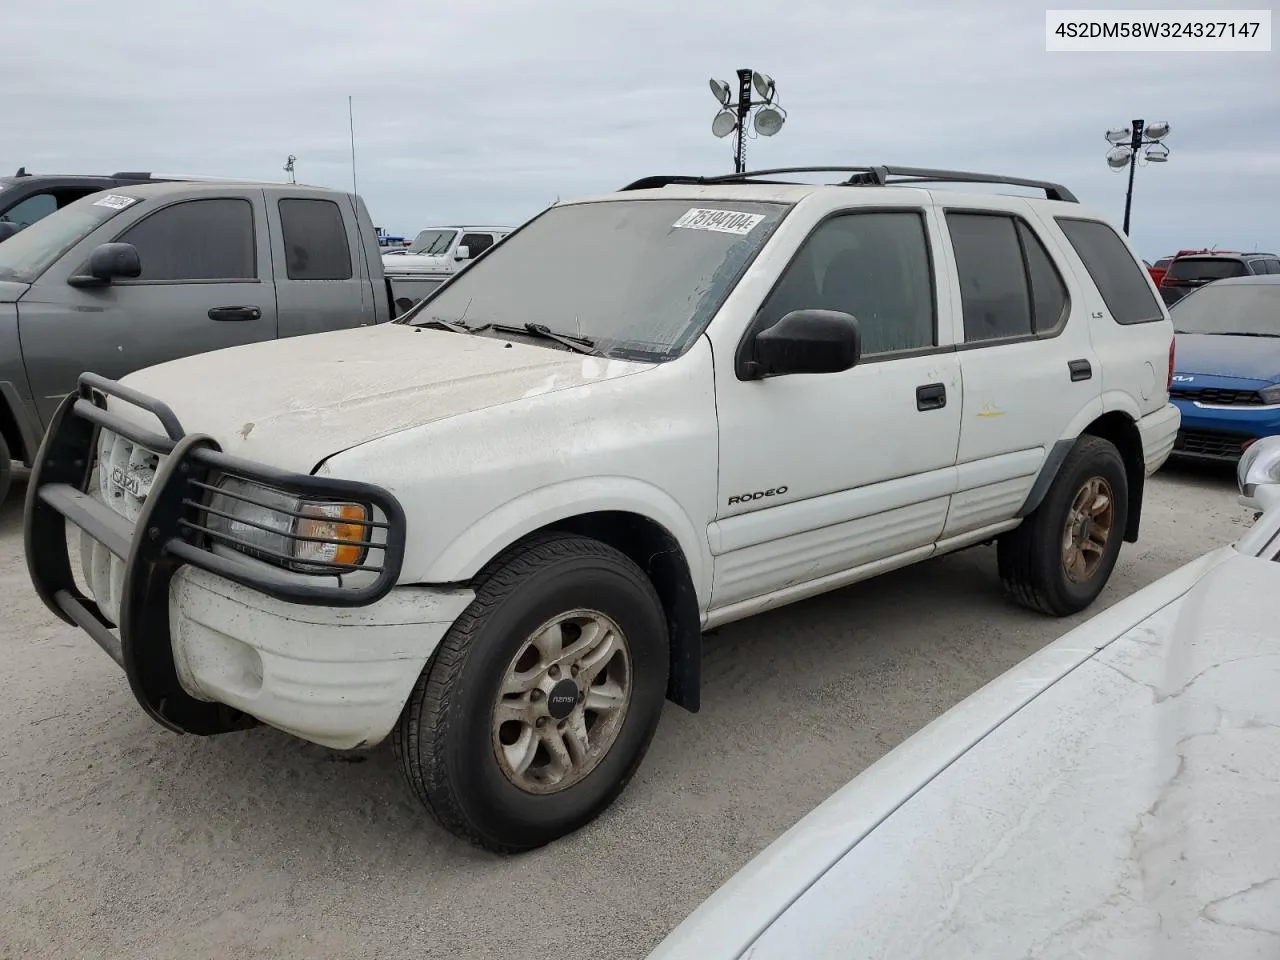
23, 373, 407, 736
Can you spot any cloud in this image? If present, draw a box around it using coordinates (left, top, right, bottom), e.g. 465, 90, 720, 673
5, 0, 1277, 256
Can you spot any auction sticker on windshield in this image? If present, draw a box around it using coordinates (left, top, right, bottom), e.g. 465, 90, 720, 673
93, 194, 138, 210
673, 208, 765, 236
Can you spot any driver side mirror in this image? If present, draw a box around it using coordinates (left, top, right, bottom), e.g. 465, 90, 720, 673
453, 245, 471, 261
68, 242, 142, 288
740, 309, 862, 380
0, 221, 21, 242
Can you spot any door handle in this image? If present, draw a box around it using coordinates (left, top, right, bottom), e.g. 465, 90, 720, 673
208, 305, 262, 322
1068, 358, 1092, 382
916, 383, 947, 411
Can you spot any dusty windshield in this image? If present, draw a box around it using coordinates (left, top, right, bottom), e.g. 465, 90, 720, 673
1172, 283, 1280, 337
403, 198, 789, 360
406, 229, 457, 255
0, 193, 137, 282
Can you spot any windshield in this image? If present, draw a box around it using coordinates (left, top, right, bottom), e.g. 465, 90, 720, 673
0, 193, 137, 282
406, 229, 457, 255
403, 198, 789, 361
1172, 283, 1280, 336
1166, 257, 1248, 283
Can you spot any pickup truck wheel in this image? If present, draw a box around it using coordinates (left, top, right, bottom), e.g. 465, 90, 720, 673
997, 435, 1128, 617
0, 431, 11, 504
394, 533, 669, 853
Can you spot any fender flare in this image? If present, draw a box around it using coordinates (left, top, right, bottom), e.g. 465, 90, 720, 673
417, 476, 712, 605
0, 380, 43, 466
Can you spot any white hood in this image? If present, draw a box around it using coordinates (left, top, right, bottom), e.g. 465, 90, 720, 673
115, 324, 651, 472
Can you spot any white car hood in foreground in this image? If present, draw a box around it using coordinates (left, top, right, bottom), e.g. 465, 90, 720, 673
651, 545, 1280, 959
114, 324, 651, 472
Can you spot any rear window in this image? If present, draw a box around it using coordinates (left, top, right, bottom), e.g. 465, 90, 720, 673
1055, 217, 1163, 325
1166, 257, 1249, 282
278, 198, 353, 280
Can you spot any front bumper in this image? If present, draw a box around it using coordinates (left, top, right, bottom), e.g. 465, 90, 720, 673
24, 373, 466, 746
1171, 397, 1280, 463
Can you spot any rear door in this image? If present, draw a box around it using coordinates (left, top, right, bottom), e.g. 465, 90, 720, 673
19, 189, 278, 426
268, 190, 373, 337
932, 200, 1099, 539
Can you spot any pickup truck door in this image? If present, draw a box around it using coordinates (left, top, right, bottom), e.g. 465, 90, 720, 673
19, 188, 279, 427
708, 206, 963, 613
267, 189, 377, 337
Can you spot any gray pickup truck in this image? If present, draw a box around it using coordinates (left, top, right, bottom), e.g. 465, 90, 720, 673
0, 180, 394, 501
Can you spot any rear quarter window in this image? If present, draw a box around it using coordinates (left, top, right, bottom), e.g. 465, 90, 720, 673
1167, 257, 1249, 282
1054, 217, 1164, 325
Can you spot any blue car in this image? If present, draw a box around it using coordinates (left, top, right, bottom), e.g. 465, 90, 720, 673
1170, 274, 1280, 462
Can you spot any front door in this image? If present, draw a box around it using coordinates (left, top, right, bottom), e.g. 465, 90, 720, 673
19, 191, 279, 426
709, 206, 963, 612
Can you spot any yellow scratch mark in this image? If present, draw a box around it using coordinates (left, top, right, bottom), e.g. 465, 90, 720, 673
976, 400, 1005, 418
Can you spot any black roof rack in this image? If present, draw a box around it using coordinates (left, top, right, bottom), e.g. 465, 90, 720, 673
620, 165, 1078, 203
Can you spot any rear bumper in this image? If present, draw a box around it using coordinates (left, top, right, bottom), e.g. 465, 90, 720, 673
23, 373, 440, 744
1171, 399, 1280, 463
1136, 402, 1180, 475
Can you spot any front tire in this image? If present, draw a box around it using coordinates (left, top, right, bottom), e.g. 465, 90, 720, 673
998, 435, 1129, 617
394, 532, 669, 853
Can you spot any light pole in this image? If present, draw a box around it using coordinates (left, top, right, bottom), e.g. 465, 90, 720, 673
283, 155, 297, 184
709, 69, 787, 173
1105, 119, 1171, 235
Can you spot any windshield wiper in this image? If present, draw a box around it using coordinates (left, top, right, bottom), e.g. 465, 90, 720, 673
416, 317, 470, 333
1213, 332, 1280, 338
490, 322, 599, 355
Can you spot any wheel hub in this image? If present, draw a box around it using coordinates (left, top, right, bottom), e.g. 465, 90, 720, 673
545, 678, 580, 720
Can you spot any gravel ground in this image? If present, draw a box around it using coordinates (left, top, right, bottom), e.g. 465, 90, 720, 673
0, 461, 1255, 960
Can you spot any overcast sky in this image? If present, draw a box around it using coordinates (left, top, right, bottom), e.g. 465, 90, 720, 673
6, 0, 1276, 259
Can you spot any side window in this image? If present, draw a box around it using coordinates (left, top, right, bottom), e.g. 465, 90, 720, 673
1017, 221, 1069, 333
460, 232, 495, 257
1055, 217, 1163, 324
278, 198, 353, 280
1, 193, 58, 229
117, 198, 256, 282
755, 211, 935, 356
946, 213, 1032, 341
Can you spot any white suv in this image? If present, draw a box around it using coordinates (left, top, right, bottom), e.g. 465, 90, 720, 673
26, 165, 1180, 853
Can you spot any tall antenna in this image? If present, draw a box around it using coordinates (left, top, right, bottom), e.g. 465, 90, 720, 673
348, 95, 358, 195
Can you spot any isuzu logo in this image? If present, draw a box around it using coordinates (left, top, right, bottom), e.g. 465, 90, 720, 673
110, 465, 140, 496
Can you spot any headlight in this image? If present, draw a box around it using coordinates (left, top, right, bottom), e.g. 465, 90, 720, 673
204, 476, 372, 573
1259, 384, 1280, 405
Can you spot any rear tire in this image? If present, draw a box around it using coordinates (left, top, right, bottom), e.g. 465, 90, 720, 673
998, 435, 1128, 617
393, 532, 669, 853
